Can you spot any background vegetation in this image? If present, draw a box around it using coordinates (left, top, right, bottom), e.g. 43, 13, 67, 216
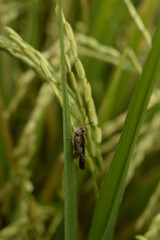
0, 0, 160, 239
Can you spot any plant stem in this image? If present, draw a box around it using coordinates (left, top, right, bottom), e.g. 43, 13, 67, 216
57, 1, 78, 240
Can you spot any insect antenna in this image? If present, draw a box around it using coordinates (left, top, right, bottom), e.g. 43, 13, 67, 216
82, 110, 94, 126
85, 121, 94, 126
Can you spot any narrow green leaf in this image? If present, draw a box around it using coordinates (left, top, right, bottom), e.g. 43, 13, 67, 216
0, 18, 5, 106
0, 96, 13, 180
88, 20, 160, 240
57, 1, 78, 240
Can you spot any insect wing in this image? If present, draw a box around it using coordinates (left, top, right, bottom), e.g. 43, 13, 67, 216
80, 130, 85, 157
73, 125, 86, 170
73, 128, 81, 158
73, 136, 78, 155
79, 127, 85, 169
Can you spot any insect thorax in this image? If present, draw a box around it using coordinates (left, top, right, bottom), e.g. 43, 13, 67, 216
74, 125, 85, 136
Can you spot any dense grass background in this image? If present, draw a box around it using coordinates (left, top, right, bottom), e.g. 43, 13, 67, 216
0, 0, 160, 239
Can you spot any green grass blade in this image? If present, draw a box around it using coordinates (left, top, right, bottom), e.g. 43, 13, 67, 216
88, 20, 160, 240
0, 18, 5, 106
0, 96, 13, 180
57, 1, 78, 240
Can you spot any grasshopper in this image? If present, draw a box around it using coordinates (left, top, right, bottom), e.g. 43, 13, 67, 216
73, 119, 93, 170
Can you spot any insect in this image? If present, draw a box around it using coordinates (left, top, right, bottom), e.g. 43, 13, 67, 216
73, 120, 93, 170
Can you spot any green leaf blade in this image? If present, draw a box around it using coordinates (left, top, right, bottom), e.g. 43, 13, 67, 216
0, 96, 13, 180
88, 20, 160, 240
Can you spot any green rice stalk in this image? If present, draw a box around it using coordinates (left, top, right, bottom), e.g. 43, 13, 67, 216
57, 2, 78, 240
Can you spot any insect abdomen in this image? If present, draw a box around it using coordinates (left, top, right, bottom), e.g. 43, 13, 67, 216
79, 156, 85, 170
